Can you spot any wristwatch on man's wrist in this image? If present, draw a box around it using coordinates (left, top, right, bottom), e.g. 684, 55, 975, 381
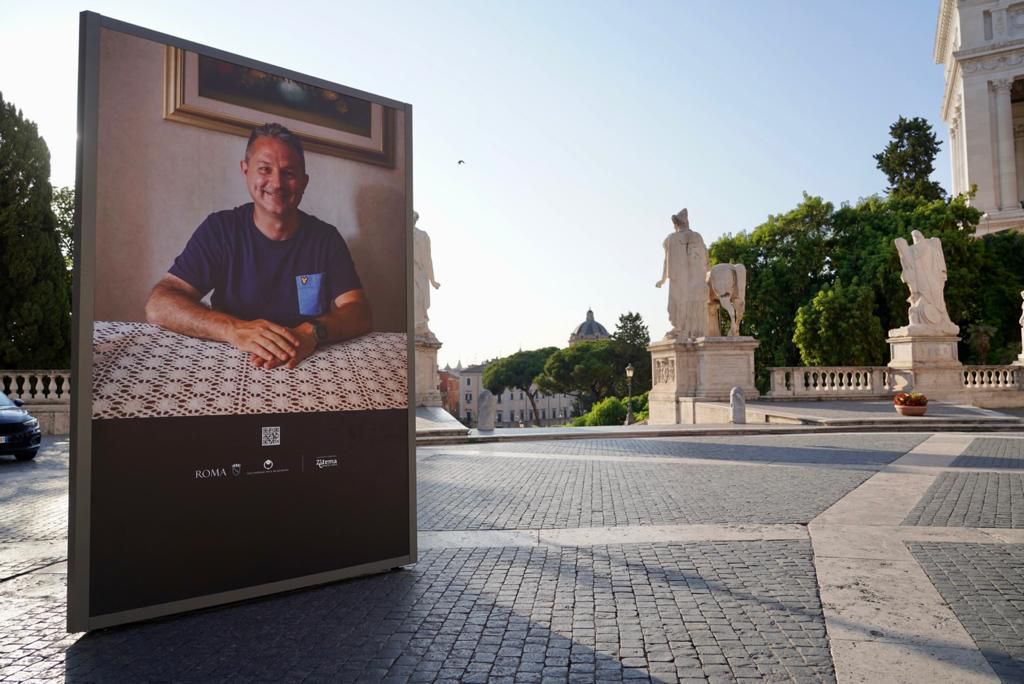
307, 319, 328, 347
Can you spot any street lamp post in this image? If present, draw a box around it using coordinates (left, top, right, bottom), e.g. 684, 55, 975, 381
624, 363, 634, 425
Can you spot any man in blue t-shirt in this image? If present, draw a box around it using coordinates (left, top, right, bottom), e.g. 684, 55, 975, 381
145, 123, 372, 370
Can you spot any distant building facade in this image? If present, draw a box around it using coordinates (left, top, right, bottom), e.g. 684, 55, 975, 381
452, 363, 577, 428
449, 309, 619, 427
438, 370, 460, 417
936, 0, 1024, 235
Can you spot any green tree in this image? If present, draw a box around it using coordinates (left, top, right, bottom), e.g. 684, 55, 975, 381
830, 193, 995, 362
793, 279, 884, 366
965, 323, 997, 364
612, 311, 649, 349
971, 230, 1024, 362
0, 93, 71, 368
536, 339, 619, 410
709, 194, 834, 390
706, 117, 1021, 381
578, 396, 627, 426
482, 347, 557, 426
873, 116, 945, 201
52, 185, 74, 271
612, 311, 651, 395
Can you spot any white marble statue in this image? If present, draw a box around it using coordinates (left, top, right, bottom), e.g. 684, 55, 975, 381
1019, 290, 1024, 351
477, 389, 496, 431
891, 230, 959, 336
656, 208, 711, 339
707, 263, 746, 336
729, 386, 746, 424
413, 212, 441, 338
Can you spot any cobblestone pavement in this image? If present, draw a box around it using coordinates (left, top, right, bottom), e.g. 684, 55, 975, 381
908, 543, 1024, 682
467, 434, 928, 467
0, 439, 69, 547
952, 438, 1024, 469
4, 542, 835, 683
419, 455, 875, 530
4, 431, 1024, 682
903, 472, 1024, 528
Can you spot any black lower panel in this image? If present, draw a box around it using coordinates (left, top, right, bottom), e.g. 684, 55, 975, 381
89, 409, 409, 617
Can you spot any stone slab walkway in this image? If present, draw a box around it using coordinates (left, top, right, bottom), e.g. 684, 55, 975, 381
2, 432, 1024, 681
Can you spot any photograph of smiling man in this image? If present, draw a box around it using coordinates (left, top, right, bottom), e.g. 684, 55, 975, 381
69, 14, 414, 631
145, 123, 371, 368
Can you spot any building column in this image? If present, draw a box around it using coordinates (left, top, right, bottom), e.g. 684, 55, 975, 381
950, 106, 962, 195
994, 78, 1019, 210
958, 102, 969, 194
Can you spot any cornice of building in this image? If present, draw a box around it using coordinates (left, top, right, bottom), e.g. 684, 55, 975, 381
935, 0, 956, 64
975, 208, 1024, 236
955, 36, 1024, 62
956, 43, 1024, 74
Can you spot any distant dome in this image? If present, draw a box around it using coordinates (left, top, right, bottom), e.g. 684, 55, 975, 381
569, 309, 611, 345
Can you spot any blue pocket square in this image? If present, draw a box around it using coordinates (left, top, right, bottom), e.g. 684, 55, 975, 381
296, 273, 324, 316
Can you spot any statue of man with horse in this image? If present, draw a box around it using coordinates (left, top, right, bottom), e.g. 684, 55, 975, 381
656, 208, 746, 339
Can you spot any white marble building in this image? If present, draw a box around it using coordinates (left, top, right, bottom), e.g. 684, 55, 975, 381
937, 0, 1024, 235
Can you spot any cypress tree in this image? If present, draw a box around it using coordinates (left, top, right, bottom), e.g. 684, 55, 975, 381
0, 92, 71, 368
873, 116, 946, 201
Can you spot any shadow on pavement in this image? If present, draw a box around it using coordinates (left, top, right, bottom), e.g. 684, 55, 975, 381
57, 538, 1003, 682
468, 433, 928, 468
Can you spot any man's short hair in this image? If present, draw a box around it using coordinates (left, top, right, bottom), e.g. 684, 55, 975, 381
245, 123, 306, 170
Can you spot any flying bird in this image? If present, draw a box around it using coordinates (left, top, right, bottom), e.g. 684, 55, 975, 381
457, 160, 465, 165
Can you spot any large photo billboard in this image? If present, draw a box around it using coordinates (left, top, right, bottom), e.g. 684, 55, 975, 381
69, 13, 414, 631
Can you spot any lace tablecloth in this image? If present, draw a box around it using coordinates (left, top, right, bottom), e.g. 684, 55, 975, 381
92, 322, 407, 419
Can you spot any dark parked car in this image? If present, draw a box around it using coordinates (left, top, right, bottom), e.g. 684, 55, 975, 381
0, 394, 41, 461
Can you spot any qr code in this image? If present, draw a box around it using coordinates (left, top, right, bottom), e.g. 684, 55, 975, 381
261, 426, 281, 447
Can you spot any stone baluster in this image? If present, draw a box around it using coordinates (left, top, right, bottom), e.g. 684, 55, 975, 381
768, 368, 793, 398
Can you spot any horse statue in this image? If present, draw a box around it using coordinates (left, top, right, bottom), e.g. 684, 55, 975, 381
706, 263, 746, 336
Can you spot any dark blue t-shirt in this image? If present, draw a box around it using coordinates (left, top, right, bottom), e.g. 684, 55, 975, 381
169, 204, 362, 328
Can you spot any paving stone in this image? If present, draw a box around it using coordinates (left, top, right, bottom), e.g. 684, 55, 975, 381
0, 435, 881, 682
952, 438, 1024, 469
909, 542, 1024, 682
464, 433, 925, 465
419, 453, 878, 530
903, 472, 1024, 528
0, 540, 836, 682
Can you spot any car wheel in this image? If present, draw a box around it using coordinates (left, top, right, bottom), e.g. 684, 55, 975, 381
15, 449, 38, 461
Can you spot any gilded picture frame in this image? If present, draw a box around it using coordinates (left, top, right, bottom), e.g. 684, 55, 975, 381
163, 46, 395, 167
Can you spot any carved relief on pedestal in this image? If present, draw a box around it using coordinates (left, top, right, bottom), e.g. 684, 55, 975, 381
655, 358, 676, 386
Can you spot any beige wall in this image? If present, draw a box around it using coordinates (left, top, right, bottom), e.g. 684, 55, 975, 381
94, 28, 408, 331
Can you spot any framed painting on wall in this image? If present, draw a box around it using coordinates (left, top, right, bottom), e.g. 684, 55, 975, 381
164, 47, 395, 167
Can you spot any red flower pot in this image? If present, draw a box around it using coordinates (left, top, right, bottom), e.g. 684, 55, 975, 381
894, 404, 928, 417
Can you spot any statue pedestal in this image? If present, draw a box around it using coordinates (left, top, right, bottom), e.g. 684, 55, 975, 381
886, 334, 966, 399
647, 336, 759, 425
415, 335, 442, 408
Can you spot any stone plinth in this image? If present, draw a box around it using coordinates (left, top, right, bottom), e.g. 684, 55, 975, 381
886, 334, 966, 400
647, 336, 759, 425
415, 336, 442, 407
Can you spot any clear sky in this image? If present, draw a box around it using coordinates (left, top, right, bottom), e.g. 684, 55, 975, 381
3, 1, 947, 369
